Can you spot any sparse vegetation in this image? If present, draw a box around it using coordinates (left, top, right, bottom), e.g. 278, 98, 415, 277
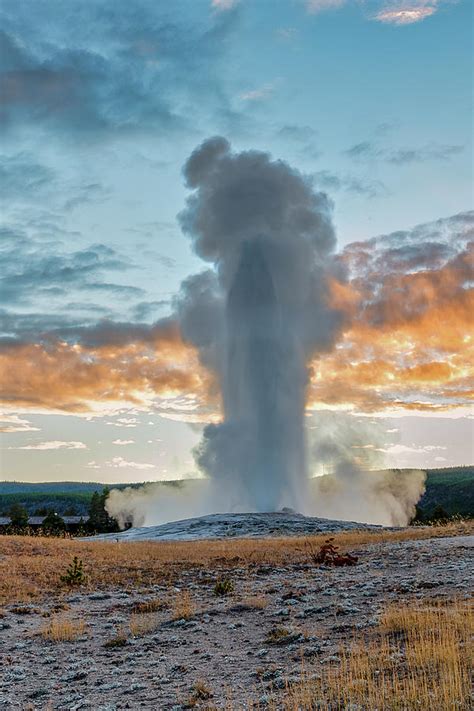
103, 629, 129, 648
1, 521, 472, 605
171, 590, 196, 621
213, 576, 234, 597
131, 597, 168, 614
40, 616, 86, 642
231, 594, 269, 611
129, 612, 160, 637
185, 679, 213, 707
265, 625, 292, 644
59, 556, 86, 587
10, 605, 38, 615
278, 598, 473, 711
306, 538, 358, 566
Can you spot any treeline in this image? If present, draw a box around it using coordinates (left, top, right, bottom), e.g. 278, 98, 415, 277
0, 480, 185, 517
0, 492, 92, 517
4, 487, 121, 535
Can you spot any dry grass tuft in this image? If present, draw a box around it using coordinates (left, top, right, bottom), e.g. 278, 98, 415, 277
279, 598, 473, 710
185, 679, 213, 707
131, 597, 168, 614
103, 628, 129, 648
40, 616, 86, 642
171, 590, 196, 621
0, 521, 471, 605
129, 612, 161, 637
237, 594, 269, 611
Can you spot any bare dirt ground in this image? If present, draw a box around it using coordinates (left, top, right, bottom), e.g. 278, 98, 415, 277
0, 531, 472, 710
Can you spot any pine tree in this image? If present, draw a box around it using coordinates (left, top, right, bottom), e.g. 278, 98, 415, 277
9, 503, 29, 528
88, 488, 119, 533
42, 510, 66, 533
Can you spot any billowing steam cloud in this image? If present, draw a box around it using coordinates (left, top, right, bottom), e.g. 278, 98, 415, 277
106, 137, 426, 527
308, 412, 426, 526
177, 137, 343, 512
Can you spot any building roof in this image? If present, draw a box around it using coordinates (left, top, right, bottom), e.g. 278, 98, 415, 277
0, 516, 89, 525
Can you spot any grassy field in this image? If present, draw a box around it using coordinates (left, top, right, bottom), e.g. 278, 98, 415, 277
277, 598, 473, 711
1, 521, 471, 606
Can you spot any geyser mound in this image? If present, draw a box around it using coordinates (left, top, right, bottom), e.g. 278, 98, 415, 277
91, 510, 383, 542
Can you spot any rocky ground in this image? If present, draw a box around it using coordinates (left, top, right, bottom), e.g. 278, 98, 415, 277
0, 534, 472, 710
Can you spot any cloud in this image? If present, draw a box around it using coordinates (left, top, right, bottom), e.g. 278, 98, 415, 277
306, 0, 346, 13
112, 439, 135, 445
376, 443, 446, 454
211, 0, 239, 9
239, 82, 278, 102
312, 169, 387, 197
10, 440, 87, 450
308, 211, 473, 413
104, 456, 155, 470
0, 212, 471, 418
0, 3, 240, 139
275, 27, 298, 41
278, 125, 318, 143
305, 0, 451, 24
373, 6, 437, 24
344, 140, 463, 164
387, 144, 463, 164
0, 414, 40, 433
0, 318, 211, 415
0, 231, 145, 337
0, 153, 54, 200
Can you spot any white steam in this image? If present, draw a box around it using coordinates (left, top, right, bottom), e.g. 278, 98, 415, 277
106, 138, 426, 529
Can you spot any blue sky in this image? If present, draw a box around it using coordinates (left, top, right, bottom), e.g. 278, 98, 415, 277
1, 0, 472, 482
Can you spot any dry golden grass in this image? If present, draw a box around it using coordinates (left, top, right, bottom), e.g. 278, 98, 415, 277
131, 597, 168, 614
171, 590, 196, 621
0, 521, 471, 605
40, 616, 86, 642
278, 598, 473, 711
239, 594, 269, 610
129, 611, 161, 636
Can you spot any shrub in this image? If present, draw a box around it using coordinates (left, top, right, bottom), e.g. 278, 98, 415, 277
213, 577, 234, 597
266, 625, 292, 644
185, 680, 213, 707
60, 556, 86, 587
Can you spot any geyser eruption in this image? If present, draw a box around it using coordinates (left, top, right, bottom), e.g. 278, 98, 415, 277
106, 137, 426, 528
178, 137, 342, 512
202, 238, 308, 511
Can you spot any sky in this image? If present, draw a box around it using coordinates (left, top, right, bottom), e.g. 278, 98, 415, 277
0, 0, 472, 483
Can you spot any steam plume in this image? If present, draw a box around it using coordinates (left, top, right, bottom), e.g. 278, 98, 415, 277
177, 137, 343, 511
106, 138, 426, 528
309, 412, 426, 526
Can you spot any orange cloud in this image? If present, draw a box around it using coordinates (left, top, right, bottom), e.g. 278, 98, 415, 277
0, 324, 213, 415
2, 225, 472, 418
311, 240, 473, 413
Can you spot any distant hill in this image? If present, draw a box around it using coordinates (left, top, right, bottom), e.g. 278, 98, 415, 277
0, 467, 472, 519
0, 480, 186, 516
416, 466, 474, 517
